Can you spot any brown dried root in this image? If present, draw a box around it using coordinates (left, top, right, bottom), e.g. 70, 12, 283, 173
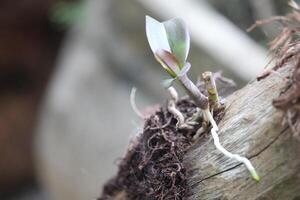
273, 57, 300, 138
246, 1, 300, 139
248, 1, 300, 81
99, 89, 226, 200
249, 1, 300, 139
99, 98, 201, 200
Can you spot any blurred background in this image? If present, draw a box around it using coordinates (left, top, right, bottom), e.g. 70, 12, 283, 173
0, 0, 291, 199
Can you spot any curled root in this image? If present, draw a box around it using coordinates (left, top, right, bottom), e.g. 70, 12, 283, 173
130, 87, 146, 119
168, 100, 185, 128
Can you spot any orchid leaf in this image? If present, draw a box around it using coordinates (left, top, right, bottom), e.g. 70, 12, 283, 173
146, 16, 171, 54
163, 18, 190, 68
161, 78, 175, 89
155, 50, 180, 78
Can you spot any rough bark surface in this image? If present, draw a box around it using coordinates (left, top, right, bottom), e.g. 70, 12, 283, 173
101, 61, 300, 200
184, 62, 300, 200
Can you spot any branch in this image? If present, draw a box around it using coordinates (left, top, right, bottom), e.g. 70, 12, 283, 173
184, 62, 300, 199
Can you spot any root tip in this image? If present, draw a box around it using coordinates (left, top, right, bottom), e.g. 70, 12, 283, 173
250, 170, 260, 182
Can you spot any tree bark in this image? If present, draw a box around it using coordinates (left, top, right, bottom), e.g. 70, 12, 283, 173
184, 62, 300, 200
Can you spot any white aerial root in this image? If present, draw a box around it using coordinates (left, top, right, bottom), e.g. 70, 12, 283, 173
168, 100, 185, 127
168, 86, 178, 102
167, 87, 185, 128
204, 109, 260, 181
130, 87, 146, 120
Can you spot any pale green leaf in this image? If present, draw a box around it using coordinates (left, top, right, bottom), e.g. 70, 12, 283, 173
146, 16, 171, 54
163, 18, 190, 68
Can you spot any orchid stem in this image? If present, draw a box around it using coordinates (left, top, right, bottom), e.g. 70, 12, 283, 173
178, 74, 209, 110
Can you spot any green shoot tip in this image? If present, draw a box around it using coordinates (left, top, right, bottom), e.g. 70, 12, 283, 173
250, 170, 260, 182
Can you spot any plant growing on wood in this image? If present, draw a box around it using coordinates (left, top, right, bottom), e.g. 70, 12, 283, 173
145, 15, 260, 181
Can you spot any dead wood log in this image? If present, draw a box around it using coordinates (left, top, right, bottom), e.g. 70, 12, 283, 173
100, 61, 300, 200
184, 62, 300, 200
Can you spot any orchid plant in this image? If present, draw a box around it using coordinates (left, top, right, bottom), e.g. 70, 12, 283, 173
145, 16, 260, 181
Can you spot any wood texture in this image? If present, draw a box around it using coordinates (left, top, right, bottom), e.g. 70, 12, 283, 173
184, 63, 300, 200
